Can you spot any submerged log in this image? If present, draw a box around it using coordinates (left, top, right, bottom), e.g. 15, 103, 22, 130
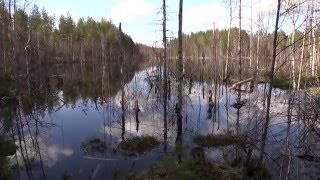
296, 154, 320, 162
231, 100, 247, 109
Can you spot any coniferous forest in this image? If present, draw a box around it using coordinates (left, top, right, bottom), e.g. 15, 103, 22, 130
1, 0, 320, 179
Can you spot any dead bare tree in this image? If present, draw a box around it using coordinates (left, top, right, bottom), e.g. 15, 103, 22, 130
176, 0, 183, 141
258, 0, 282, 167
162, 0, 168, 148
119, 23, 126, 141
1, 1, 6, 73
236, 0, 242, 135
238, 0, 242, 82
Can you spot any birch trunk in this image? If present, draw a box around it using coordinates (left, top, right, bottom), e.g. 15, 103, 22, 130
297, 13, 309, 90
291, 21, 296, 90
225, 0, 232, 77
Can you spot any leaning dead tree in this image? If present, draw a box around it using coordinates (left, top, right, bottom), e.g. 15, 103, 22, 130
259, 0, 282, 167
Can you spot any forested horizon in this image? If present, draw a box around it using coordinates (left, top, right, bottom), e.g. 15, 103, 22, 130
0, 3, 144, 78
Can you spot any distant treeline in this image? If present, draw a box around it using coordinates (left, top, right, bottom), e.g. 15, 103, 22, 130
167, 27, 319, 86
0, 4, 144, 77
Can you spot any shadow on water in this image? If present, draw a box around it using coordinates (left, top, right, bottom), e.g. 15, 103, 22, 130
1, 64, 320, 179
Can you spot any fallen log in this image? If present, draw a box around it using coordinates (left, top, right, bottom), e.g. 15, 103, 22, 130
230, 78, 254, 93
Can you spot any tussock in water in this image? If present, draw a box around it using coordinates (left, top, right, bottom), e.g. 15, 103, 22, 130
119, 136, 160, 156
80, 138, 107, 154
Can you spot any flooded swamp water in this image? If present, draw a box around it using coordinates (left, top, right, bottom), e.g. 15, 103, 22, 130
3, 65, 320, 179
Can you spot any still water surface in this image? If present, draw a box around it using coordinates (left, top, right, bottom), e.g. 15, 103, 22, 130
10, 66, 320, 179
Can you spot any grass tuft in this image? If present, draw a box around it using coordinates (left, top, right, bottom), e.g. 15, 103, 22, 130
119, 136, 160, 156
80, 138, 107, 154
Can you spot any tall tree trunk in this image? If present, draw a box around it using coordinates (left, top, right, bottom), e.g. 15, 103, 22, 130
289, 1, 300, 90
176, 0, 183, 141
2, 2, 6, 73
225, 0, 232, 77
258, 0, 281, 167
311, 0, 317, 76
162, 0, 168, 147
13, 0, 16, 63
297, 9, 309, 90
119, 23, 125, 141
8, 0, 11, 25
249, 0, 253, 69
101, 36, 106, 95
236, 0, 242, 135
238, 0, 242, 81
8, 0, 12, 72
256, 12, 262, 74
291, 20, 296, 90
175, 0, 184, 163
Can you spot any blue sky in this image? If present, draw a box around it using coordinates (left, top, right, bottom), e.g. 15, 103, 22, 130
29, 0, 279, 46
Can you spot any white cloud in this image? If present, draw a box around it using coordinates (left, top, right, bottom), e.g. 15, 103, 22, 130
110, 0, 154, 24
12, 136, 74, 167
45, 145, 74, 167
184, 3, 229, 32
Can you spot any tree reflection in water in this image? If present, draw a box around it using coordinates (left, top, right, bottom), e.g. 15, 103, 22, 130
0, 65, 319, 179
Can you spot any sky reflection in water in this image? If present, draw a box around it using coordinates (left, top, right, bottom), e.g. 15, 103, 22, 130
11, 67, 320, 179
